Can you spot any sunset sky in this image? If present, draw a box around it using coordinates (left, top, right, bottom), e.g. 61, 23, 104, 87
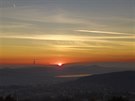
0, 0, 134, 65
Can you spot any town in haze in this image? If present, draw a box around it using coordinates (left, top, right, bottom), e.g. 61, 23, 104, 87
0, 0, 135, 101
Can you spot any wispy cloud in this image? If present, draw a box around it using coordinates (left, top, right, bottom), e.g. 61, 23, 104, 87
75, 30, 133, 35
1, 34, 134, 50
1, 34, 134, 41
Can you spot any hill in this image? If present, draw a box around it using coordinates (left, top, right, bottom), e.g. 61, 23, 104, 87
0, 62, 134, 86
57, 71, 135, 92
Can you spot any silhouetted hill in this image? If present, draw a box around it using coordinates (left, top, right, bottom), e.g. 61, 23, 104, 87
0, 66, 71, 85
59, 71, 135, 92
0, 62, 134, 86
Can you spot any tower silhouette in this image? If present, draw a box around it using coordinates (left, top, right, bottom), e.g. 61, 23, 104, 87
33, 58, 36, 65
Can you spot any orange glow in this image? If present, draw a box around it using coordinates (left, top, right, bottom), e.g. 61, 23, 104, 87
0, 56, 135, 65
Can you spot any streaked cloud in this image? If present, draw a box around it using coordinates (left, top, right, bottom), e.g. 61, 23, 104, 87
75, 30, 133, 35
1, 34, 134, 41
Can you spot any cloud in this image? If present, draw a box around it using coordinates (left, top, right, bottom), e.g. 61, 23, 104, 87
1, 34, 134, 42
46, 13, 85, 24
75, 30, 133, 35
1, 34, 134, 49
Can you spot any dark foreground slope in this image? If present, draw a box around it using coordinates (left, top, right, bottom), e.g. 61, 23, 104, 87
0, 71, 135, 101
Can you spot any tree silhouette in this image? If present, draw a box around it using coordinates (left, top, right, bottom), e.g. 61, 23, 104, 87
0, 96, 4, 101
108, 96, 129, 101
4, 95, 17, 101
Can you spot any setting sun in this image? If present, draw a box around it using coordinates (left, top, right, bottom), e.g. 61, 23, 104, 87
58, 63, 63, 66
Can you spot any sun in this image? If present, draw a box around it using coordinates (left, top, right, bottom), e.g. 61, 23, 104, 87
58, 63, 63, 66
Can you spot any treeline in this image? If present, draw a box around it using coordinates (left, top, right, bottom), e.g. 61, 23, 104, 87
0, 95, 16, 101
0, 95, 129, 101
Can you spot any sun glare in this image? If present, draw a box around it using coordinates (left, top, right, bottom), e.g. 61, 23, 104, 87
58, 63, 62, 66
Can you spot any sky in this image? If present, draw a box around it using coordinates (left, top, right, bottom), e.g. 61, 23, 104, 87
0, 0, 135, 65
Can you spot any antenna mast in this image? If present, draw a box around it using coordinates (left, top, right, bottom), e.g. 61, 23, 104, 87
33, 58, 36, 65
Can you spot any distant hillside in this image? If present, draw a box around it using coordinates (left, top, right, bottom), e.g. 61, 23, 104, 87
0, 66, 72, 85
58, 71, 135, 92
0, 62, 134, 86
